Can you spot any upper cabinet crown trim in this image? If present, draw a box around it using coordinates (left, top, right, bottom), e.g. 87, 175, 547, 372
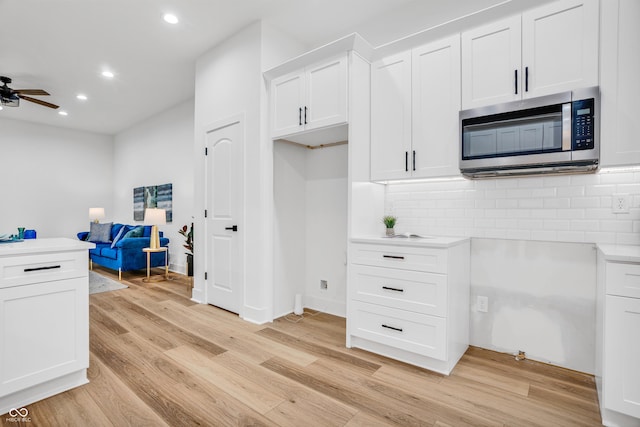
263, 33, 373, 81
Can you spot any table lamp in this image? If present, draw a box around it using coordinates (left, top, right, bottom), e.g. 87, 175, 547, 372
144, 208, 166, 249
89, 207, 105, 223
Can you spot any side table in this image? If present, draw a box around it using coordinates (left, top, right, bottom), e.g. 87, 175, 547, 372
142, 247, 169, 282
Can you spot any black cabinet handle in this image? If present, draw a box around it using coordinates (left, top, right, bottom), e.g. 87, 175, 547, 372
405, 151, 408, 172
383, 255, 405, 260
225, 225, 238, 232
514, 69, 518, 94
382, 324, 403, 332
304, 106, 308, 124
412, 150, 416, 171
299, 107, 302, 126
525, 66, 529, 92
382, 286, 404, 293
24, 265, 61, 272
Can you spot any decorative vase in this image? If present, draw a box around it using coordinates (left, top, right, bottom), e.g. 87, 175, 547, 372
386, 227, 395, 236
186, 253, 194, 277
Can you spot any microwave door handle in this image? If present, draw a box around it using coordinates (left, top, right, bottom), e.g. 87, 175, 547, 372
562, 102, 572, 151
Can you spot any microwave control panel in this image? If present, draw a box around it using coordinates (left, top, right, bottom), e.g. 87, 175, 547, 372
572, 98, 595, 150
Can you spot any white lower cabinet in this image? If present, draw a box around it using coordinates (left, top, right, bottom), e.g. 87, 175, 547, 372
596, 246, 640, 427
0, 239, 92, 415
347, 238, 470, 375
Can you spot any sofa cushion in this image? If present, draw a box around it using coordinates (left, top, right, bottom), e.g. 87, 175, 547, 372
123, 226, 145, 238
110, 225, 132, 248
88, 222, 113, 243
99, 247, 119, 260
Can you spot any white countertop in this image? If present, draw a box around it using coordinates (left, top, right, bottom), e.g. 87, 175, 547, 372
597, 244, 640, 263
0, 238, 95, 256
351, 235, 470, 248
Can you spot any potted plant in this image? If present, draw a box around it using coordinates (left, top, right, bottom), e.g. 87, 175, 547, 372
179, 223, 193, 276
382, 215, 397, 236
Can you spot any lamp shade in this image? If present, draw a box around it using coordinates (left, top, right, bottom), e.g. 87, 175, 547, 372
143, 208, 166, 225
89, 207, 105, 223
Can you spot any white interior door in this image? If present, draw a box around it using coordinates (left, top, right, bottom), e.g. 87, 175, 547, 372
205, 119, 243, 314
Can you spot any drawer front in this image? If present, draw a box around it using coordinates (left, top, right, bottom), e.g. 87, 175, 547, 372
0, 251, 87, 288
350, 265, 447, 316
350, 301, 446, 360
350, 243, 447, 273
606, 262, 640, 299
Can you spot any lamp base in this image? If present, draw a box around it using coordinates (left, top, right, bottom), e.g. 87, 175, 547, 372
149, 225, 160, 249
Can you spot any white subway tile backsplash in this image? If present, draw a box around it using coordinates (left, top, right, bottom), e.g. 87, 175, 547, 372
385, 170, 639, 245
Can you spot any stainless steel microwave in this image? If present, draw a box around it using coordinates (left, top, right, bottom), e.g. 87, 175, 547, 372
459, 87, 599, 178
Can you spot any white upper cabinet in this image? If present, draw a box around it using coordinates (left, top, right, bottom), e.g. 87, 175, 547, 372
461, 16, 522, 109
600, 0, 640, 166
462, 0, 599, 109
371, 35, 461, 181
270, 54, 348, 139
371, 51, 412, 181
522, 0, 599, 98
412, 36, 461, 178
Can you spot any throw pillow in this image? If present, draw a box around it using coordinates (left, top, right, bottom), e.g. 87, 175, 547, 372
88, 222, 113, 243
110, 225, 132, 248
123, 225, 145, 239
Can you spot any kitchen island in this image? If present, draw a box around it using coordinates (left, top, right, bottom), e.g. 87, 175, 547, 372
0, 238, 94, 415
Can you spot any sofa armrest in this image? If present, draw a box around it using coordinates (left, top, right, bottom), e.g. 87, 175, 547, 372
77, 231, 89, 241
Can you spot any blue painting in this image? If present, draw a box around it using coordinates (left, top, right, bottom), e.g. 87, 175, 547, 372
133, 183, 172, 222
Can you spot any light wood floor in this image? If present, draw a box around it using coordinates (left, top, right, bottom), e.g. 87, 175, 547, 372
2, 266, 603, 426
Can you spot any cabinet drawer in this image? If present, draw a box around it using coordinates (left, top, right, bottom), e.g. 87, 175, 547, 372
350, 243, 447, 273
606, 262, 640, 299
0, 251, 87, 288
350, 301, 446, 361
350, 265, 447, 316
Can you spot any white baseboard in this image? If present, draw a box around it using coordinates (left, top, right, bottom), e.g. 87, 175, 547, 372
304, 294, 346, 318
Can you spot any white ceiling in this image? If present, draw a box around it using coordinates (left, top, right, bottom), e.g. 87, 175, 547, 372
0, 0, 507, 135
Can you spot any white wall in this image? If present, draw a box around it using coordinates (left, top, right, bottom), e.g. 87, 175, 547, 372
0, 117, 113, 239
112, 100, 195, 273
305, 145, 348, 316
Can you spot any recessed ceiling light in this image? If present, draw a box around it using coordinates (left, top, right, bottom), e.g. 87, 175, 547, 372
101, 70, 114, 79
163, 13, 179, 24
58, 111, 68, 116
77, 94, 88, 101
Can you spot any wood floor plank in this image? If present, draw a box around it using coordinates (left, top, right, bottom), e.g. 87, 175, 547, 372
164, 345, 286, 414
257, 327, 381, 375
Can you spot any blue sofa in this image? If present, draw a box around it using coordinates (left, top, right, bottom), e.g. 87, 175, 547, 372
78, 223, 169, 280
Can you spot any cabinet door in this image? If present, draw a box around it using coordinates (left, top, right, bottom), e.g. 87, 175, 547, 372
412, 35, 461, 178
600, 0, 640, 166
370, 51, 412, 181
522, 0, 598, 98
604, 295, 640, 418
0, 277, 89, 396
305, 54, 348, 131
461, 16, 522, 109
271, 71, 305, 138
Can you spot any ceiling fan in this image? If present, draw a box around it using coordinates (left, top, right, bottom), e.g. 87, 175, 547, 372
0, 76, 59, 109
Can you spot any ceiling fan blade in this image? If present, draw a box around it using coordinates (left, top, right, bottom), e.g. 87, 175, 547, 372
15, 89, 50, 96
19, 95, 59, 109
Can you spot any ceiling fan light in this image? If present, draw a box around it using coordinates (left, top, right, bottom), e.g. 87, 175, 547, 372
58, 111, 68, 116
77, 94, 88, 100
0, 95, 19, 107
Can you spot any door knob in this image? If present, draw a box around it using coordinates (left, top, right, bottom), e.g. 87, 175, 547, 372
225, 225, 238, 232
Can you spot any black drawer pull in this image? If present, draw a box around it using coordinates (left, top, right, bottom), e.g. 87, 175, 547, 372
24, 265, 61, 272
382, 286, 404, 293
383, 255, 405, 260
382, 324, 403, 332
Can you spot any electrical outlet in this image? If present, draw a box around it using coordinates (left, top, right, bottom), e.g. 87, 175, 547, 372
612, 193, 630, 214
320, 280, 328, 290
477, 296, 488, 313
